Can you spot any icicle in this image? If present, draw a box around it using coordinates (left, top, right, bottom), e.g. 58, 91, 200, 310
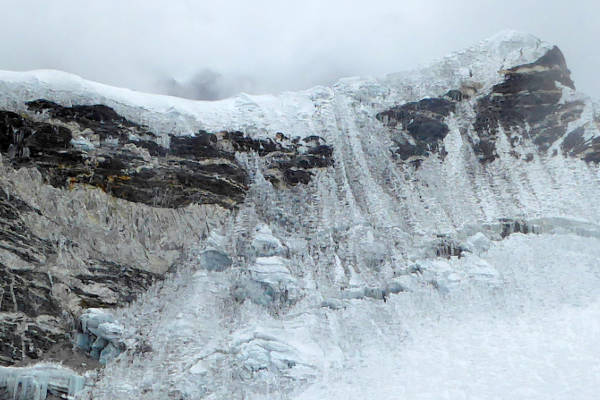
0, 364, 84, 400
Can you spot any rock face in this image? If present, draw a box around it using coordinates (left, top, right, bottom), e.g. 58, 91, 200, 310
0, 98, 334, 371
472, 46, 585, 162
0, 188, 54, 268
0, 189, 65, 366
72, 260, 159, 308
0, 183, 164, 368
376, 46, 600, 166
0, 101, 333, 209
376, 97, 456, 162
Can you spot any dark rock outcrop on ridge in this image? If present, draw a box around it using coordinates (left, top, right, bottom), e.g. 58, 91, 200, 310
377, 46, 600, 165
376, 97, 456, 161
0, 99, 334, 369
473, 46, 585, 162
0, 101, 334, 209
561, 122, 600, 163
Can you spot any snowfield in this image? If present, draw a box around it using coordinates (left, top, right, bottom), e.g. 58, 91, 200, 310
83, 230, 600, 400
298, 233, 600, 400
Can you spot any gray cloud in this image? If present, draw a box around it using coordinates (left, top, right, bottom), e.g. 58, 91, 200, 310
0, 0, 598, 99
155, 70, 256, 101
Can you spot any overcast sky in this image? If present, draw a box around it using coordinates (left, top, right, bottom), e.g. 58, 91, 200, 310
1, 0, 598, 100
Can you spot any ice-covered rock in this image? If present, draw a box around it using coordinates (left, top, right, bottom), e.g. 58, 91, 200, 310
464, 232, 492, 254
77, 309, 124, 365
198, 249, 232, 272
251, 224, 286, 257
233, 256, 298, 306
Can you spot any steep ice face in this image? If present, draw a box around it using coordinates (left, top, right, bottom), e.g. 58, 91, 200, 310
296, 233, 600, 400
85, 229, 600, 400
0, 364, 84, 400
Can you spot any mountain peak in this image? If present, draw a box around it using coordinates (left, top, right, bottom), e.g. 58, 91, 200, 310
0, 31, 599, 400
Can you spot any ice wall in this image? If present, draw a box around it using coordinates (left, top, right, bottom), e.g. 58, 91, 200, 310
0, 364, 84, 400
0, 31, 598, 399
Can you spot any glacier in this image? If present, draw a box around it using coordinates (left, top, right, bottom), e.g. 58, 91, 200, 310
0, 30, 598, 399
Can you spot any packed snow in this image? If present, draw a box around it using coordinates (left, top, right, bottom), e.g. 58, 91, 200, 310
297, 233, 600, 400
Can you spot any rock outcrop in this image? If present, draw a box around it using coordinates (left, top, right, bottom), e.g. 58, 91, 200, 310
1, 101, 334, 209
376, 97, 456, 162
473, 46, 586, 162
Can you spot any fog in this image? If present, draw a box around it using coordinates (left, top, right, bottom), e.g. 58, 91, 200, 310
1, 0, 598, 100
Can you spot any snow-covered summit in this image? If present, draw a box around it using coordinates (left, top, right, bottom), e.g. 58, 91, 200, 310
0, 31, 556, 139
379, 29, 552, 97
